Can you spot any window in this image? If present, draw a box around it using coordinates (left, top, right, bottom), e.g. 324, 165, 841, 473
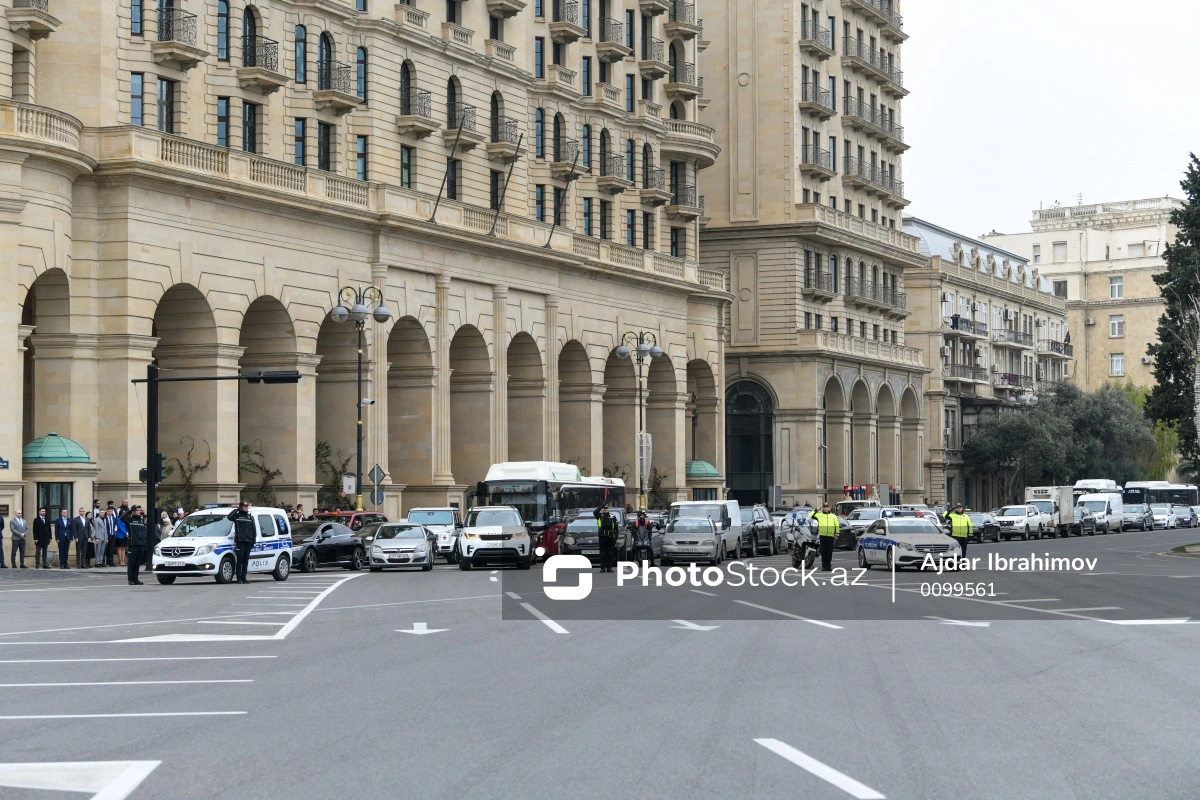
446, 0, 459, 23
859, 321, 866, 337
535, 184, 546, 221
242, 102, 259, 153
830, 255, 839, 293
489, 15, 502, 40
156, 78, 175, 133
217, 1, 229, 61
1031, 244, 1041, 264
1109, 276, 1124, 299
581, 56, 592, 96
873, 324, 880, 341
357, 0, 367, 9
447, 158, 460, 200
295, 26, 307, 83
599, 199, 612, 239
642, 211, 652, 250
534, 37, 545, 79
318, 33, 333, 87
829, 195, 837, 209
217, 98, 230, 147
625, 74, 635, 112
400, 61, 413, 113
356, 47, 368, 101
355, 135, 368, 180
535, 108, 545, 158
626, 209, 636, 246
293, 118, 306, 165
669, 227, 681, 257
582, 197, 593, 236
1052, 241, 1067, 263
582, 0, 591, 36
1109, 315, 1125, 338
1110, 353, 1124, 377
131, 73, 144, 126
625, 9, 635, 47
535, 0, 543, 16
804, 312, 813, 329
243, 7, 259, 65
131, 0, 143, 34
831, 317, 839, 334
1128, 242, 1145, 258
581, 124, 592, 169
554, 187, 566, 225
317, 122, 332, 171
490, 170, 503, 211
400, 145, 413, 188
858, 203, 865, 219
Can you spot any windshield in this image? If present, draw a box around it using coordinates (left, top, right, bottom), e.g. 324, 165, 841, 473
289, 522, 324, 541
740, 509, 755, 523
1074, 508, 1088, 519
466, 509, 523, 527
566, 520, 598, 533
967, 514, 988, 524
848, 509, 882, 521
887, 520, 943, 534
171, 514, 232, 538
668, 519, 715, 533
408, 510, 455, 526
671, 504, 724, 522
1000, 507, 1027, 517
1080, 501, 1107, 514
1029, 500, 1054, 514
376, 525, 425, 540
1152, 505, 1171, 514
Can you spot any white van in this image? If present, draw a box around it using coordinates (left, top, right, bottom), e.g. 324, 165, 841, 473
152, 506, 293, 584
1076, 493, 1123, 535
668, 500, 744, 558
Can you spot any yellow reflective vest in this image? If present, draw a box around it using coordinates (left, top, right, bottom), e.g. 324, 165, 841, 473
945, 511, 973, 539
812, 511, 840, 538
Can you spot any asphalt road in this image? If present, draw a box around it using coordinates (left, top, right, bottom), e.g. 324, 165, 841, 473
2, 528, 1200, 799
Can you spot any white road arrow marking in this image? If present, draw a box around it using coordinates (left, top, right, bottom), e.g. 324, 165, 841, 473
396, 623, 448, 635
925, 616, 991, 627
670, 619, 720, 631
0, 760, 160, 800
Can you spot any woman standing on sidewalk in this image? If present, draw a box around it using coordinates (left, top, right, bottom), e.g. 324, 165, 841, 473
110, 509, 127, 566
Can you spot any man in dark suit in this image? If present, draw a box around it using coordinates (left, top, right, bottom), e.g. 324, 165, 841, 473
32, 508, 51, 568
71, 507, 89, 568
54, 509, 71, 568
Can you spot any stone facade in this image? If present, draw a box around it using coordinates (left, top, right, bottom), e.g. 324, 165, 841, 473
983, 198, 1181, 391
698, 0, 927, 507
2, 0, 728, 518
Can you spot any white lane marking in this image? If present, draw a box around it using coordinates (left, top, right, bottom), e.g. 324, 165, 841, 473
0, 612, 291, 639
196, 621, 286, 626
1100, 618, 1195, 626
0, 584, 132, 594
1004, 598, 1060, 603
690, 589, 718, 597
244, 596, 317, 600
396, 623, 448, 635
0, 656, 274, 664
1054, 607, 1122, 613
319, 594, 501, 612
670, 620, 720, 631
490, 577, 498, 582
733, 600, 843, 629
0, 680, 253, 687
755, 738, 885, 799
0, 712, 246, 720
925, 616, 991, 628
505, 591, 522, 600
519, 602, 569, 634
0, 760, 160, 800
491, 570, 498, 574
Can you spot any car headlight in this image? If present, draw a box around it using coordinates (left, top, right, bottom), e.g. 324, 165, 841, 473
899, 541, 915, 551
372, 545, 383, 555
513, 530, 526, 539
194, 544, 215, 557
463, 531, 479, 539
153, 545, 162, 556
413, 544, 428, 555
663, 539, 675, 546
563, 535, 576, 546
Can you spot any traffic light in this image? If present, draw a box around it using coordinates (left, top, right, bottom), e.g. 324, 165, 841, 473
139, 453, 168, 483
244, 370, 301, 384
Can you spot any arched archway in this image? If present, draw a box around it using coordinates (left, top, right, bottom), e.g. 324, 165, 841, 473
21, 269, 72, 449
900, 387, 922, 502
449, 325, 493, 491
877, 384, 899, 503
669, 100, 685, 120
686, 360, 718, 467
388, 317, 435, 496
507, 333, 545, 462
726, 381, 773, 506
314, 313, 364, 508
602, 350, 636, 487
850, 379, 874, 489
646, 356, 683, 504
821, 378, 848, 501
559, 341, 601, 475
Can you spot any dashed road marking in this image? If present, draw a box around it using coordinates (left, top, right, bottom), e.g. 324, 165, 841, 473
755, 738, 885, 799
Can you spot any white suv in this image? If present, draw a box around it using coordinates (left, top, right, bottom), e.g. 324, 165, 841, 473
457, 506, 533, 570
407, 507, 463, 562
996, 504, 1045, 541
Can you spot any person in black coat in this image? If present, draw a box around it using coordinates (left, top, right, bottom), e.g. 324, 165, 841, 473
126, 508, 148, 586
54, 510, 72, 568
32, 509, 52, 569
227, 502, 256, 584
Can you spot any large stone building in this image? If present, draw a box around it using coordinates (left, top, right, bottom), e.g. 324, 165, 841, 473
2, 0, 729, 519
983, 197, 1181, 391
904, 218, 1072, 509
699, 0, 929, 507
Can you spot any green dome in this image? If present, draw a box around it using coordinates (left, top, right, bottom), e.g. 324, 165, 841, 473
685, 460, 720, 479
23, 433, 91, 464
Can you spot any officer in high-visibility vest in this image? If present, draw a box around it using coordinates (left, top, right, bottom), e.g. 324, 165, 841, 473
944, 502, 973, 557
810, 502, 841, 571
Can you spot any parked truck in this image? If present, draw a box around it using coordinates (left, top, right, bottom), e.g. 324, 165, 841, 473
1025, 486, 1075, 538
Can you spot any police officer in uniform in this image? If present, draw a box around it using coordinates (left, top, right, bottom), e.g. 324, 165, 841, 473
126, 508, 148, 586
810, 502, 840, 571
944, 502, 973, 558
227, 502, 256, 584
595, 504, 619, 573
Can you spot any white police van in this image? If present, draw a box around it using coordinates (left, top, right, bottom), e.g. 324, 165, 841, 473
152, 506, 292, 585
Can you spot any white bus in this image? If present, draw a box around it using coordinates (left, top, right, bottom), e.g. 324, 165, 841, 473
473, 461, 627, 531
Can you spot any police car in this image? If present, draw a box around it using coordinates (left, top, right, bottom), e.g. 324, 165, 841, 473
855, 513, 961, 570
152, 506, 293, 584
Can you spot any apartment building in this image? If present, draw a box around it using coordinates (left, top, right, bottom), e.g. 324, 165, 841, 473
904, 218, 1072, 509
699, 0, 928, 506
983, 197, 1181, 390
1, 0, 728, 517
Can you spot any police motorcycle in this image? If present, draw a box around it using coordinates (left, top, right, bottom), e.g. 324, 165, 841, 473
630, 515, 655, 566
785, 513, 819, 570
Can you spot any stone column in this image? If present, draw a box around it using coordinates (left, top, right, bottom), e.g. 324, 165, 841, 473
433, 274, 454, 484
604, 386, 639, 499
877, 414, 900, 502
901, 417, 923, 503
559, 385, 605, 477
544, 296, 560, 460
648, 387, 687, 503
852, 412, 878, 489
94, 334, 158, 505
491, 285, 509, 464
0, 153, 26, 514
825, 410, 853, 502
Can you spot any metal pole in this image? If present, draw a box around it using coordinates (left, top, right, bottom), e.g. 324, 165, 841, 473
356, 320, 364, 512
488, 133, 524, 237
429, 122, 465, 223
147, 362, 158, 521
638, 342, 645, 511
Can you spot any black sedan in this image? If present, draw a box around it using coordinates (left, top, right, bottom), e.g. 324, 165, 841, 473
966, 512, 1001, 543
289, 521, 366, 572
1070, 507, 1098, 536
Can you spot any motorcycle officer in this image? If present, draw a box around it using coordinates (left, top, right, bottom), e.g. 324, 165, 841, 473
594, 504, 619, 573
630, 510, 654, 566
810, 501, 840, 572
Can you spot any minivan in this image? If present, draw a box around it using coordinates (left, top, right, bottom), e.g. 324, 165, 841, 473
153, 506, 292, 584
1076, 493, 1123, 534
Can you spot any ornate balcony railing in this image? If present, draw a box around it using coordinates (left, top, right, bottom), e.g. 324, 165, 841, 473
946, 364, 986, 381
944, 317, 986, 336
1040, 339, 1074, 357
799, 82, 835, 114
14, 0, 50, 9
799, 18, 834, 54
491, 115, 519, 145
553, 0, 580, 24
803, 268, 836, 294
600, 152, 627, 179
642, 36, 665, 62
847, 276, 906, 310
317, 61, 353, 94
242, 34, 279, 71
993, 329, 1034, 347
599, 17, 624, 43
842, 96, 904, 145
669, 0, 695, 24
672, 184, 699, 208
158, 7, 197, 45
644, 166, 665, 190
448, 103, 478, 133
843, 155, 904, 198
400, 87, 432, 118
669, 61, 696, 85
800, 144, 834, 172
842, 36, 904, 89
553, 136, 578, 163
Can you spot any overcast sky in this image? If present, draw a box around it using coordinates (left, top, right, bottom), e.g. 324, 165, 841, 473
902, 0, 1196, 236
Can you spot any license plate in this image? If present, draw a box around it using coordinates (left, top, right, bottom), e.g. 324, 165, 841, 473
165, 561, 185, 568
582, 549, 599, 555
678, 548, 701, 553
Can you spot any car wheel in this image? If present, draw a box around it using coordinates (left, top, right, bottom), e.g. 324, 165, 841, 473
886, 546, 896, 571
215, 557, 235, 584
347, 548, 364, 572
516, 555, 532, 570
804, 547, 817, 570
770, 535, 777, 556
459, 557, 472, 570
272, 555, 290, 582
858, 546, 871, 570
156, 575, 176, 585
1020, 527, 1029, 541
301, 550, 318, 573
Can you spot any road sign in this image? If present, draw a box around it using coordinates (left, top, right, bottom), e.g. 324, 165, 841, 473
370, 488, 385, 506
342, 475, 357, 495
0, 458, 8, 469
368, 464, 386, 485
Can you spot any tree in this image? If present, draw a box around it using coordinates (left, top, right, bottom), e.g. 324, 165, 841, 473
164, 435, 211, 511
1147, 154, 1200, 461
1121, 382, 1179, 480
239, 440, 283, 506
1043, 383, 1155, 485
315, 440, 353, 510
962, 407, 1069, 504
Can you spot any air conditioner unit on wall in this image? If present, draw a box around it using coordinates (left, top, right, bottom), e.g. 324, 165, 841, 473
991, 364, 1000, 373
941, 293, 951, 303
1035, 318, 1045, 327
940, 346, 952, 357
1141, 356, 1152, 364
1084, 318, 1096, 325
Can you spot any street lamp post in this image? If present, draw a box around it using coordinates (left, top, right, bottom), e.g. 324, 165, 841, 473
616, 331, 663, 510
330, 285, 391, 512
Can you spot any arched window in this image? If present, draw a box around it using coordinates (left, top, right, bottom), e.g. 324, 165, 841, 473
356, 47, 367, 101
581, 124, 592, 169
242, 6, 258, 67
553, 113, 565, 160
599, 129, 609, 172
669, 101, 685, 120
490, 91, 504, 141
830, 255, 840, 293
625, 138, 635, 182
535, 108, 545, 158
668, 42, 681, 81
446, 77, 459, 127
217, 1, 229, 60
399, 60, 413, 114
726, 382, 775, 507
641, 143, 653, 185
294, 25, 307, 83
317, 32, 333, 89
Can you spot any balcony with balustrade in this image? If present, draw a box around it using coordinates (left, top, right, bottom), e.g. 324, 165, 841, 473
598, 153, 632, 194
841, 96, 907, 152
395, 88, 438, 138
842, 156, 906, 206
584, 82, 626, 113
992, 329, 1035, 350
314, 61, 360, 114
798, 18, 834, 59
487, 0, 526, 18
628, 98, 666, 134
1037, 339, 1074, 358
664, 1, 701, 38
0, 99, 92, 173
992, 371, 1034, 390
661, 119, 719, 169
151, 8, 207, 70
639, 167, 672, 206
441, 20, 475, 48
942, 316, 988, 340
442, 103, 487, 150
664, 62, 701, 100
801, 268, 838, 303
534, 63, 579, 102
944, 364, 987, 384
485, 38, 517, 63
486, 115, 521, 163
799, 144, 835, 182
6, 0, 61, 40
797, 83, 835, 120
841, 36, 906, 96
550, 137, 585, 179
238, 35, 287, 94
665, 185, 703, 221
596, 17, 632, 62
639, 37, 669, 79
847, 276, 907, 315
549, 0, 587, 43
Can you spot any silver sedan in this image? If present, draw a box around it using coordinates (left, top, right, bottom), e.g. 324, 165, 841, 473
660, 518, 723, 566
368, 522, 435, 572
